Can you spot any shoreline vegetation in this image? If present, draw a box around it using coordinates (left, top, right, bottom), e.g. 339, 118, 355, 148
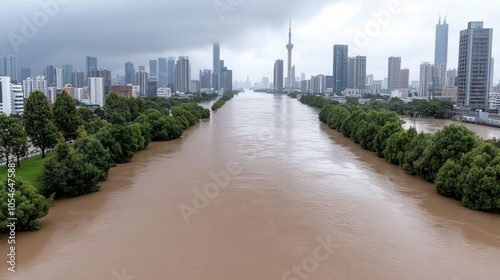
211, 92, 235, 111
298, 94, 500, 214
0, 91, 220, 232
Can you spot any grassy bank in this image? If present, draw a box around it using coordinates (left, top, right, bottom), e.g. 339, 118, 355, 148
0, 152, 54, 188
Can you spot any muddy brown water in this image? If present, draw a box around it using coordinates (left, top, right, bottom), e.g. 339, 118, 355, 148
1, 91, 500, 280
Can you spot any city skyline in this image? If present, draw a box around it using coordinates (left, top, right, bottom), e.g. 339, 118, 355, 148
1, 0, 499, 84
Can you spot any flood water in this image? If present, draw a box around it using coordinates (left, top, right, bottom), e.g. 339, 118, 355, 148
1, 90, 500, 280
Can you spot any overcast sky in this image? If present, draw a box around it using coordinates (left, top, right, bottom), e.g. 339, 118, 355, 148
1, 0, 499, 84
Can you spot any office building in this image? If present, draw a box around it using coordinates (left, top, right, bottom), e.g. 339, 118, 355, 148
72, 71, 85, 88
333, 45, 348, 95
125, 62, 135, 85
400, 69, 409, 89
457, 21, 493, 110
213, 43, 221, 90
167, 57, 176, 91
158, 58, 167, 88
149, 60, 158, 82
86, 56, 97, 79
199, 69, 212, 89
435, 16, 449, 65
273, 59, 284, 92
20, 68, 31, 81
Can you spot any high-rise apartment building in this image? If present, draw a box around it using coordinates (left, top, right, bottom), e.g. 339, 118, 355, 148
175, 56, 190, 93
457, 21, 493, 110
2, 55, 19, 83
387, 56, 402, 93
400, 68, 410, 89
333, 45, 348, 95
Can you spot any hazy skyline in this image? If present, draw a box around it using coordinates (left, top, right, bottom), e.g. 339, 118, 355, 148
1, 0, 499, 84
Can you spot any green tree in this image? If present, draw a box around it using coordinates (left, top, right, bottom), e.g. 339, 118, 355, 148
373, 121, 403, 157
40, 142, 101, 198
415, 124, 477, 182
402, 132, 431, 175
383, 127, 417, 165
53, 91, 80, 141
0, 115, 27, 166
24, 91, 58, 158
0, 178, 50, 231
104, 93, 132, 122
74, 136, 114, 181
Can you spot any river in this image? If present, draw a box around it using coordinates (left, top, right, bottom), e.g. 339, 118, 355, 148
1, 90, 500, 280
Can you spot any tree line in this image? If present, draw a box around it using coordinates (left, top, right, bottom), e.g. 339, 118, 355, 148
1, 91, 214, 231
300, 94, 500, 214
211, 92, 235, 111
299, 94, 454, 119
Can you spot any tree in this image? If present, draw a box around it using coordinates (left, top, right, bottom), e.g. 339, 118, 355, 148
383, 127, 417, 165
40, 142, 101, 198
104, 93, 131, 122
402, 132, 431, 175
74, 136, 114, 182
24, 91, 58, 158
9, 119, 28, 167
415, 124, 477, 182
373, 121, 403, 157
0, 178, 50, 231
53, 90, 80, 141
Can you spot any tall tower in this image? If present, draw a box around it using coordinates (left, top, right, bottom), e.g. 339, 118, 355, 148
286, 17, 294, 90
213, 43, 221, 90
457, 21, 493, 111
434, 16, 449, 65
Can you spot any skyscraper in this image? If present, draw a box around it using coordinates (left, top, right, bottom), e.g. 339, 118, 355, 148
286, 17, 294, 90
175, 56, 190, 93
86, 56, 97, 78
273, 59, 284, 92
125, 62, 135, 85
213, 43, 221, 90
149, 60, 158, 82
199, 69, 212, 89
419, 62, 434, 98
457, 21, 493, 111
72, 71, 85, 88
56, 65, 64, 89
158, 58, 167, 88
167, 57, 176, 91
333, 45, 348, 95
400, 68, 410, 89
2, 55, 19, 83
45, 65, 56, 87
220, 67, 233, 92
434, 16, 449, 65
353, 56, 367, 91
88, 77, 104, 107
387, 56, 401, 93
63, 64, 73, 85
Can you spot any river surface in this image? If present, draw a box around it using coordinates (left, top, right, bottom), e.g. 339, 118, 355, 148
1, 90, 500, 280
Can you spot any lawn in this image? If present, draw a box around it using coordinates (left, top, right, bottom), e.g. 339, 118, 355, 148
0, 152, 54, 189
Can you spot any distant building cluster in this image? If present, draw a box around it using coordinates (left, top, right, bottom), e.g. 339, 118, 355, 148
0, 44, 235, 115
257, 16, 496, 114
